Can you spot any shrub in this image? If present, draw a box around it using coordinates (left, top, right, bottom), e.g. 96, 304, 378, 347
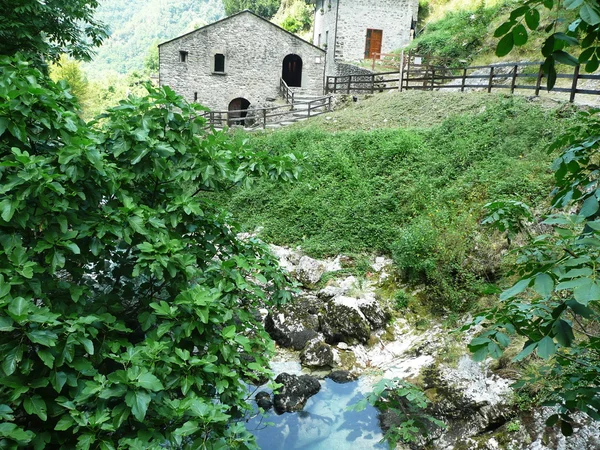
0, 55, 297, 448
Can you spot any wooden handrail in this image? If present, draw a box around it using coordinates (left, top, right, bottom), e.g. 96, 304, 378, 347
199, 94, 334, 129
279, 77, 294, 105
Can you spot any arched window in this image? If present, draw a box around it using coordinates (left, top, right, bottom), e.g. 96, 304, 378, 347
214, 54, 225, 73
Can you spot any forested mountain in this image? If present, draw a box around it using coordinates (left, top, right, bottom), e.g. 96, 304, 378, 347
85, 0, 224, 77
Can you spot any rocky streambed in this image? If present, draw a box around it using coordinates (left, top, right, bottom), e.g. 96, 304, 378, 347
248, 244, 600, 450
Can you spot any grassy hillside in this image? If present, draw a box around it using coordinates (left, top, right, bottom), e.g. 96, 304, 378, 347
411, 0, 579, 65
213, 91, 575, 312
85, 0, 224, 77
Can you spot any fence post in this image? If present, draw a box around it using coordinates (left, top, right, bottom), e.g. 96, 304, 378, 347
262, 109, 266, 129
406, 51, 412, 90
328, 95, 332, 111
308, 102, 312, 118
371, 74, 375, 94
461, 68, 467, 92
487, 66, 494, 93
570, 64, 580, 103
535, 64, 543, 96
510, 65, 518, 94
431, 67, 436, 91
399, 50, 404, 92
347, 75, 352, 94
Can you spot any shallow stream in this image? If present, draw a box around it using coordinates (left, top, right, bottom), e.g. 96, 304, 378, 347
247, 362, 389, 450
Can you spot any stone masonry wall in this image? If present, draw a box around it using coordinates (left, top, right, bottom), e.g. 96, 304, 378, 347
337, 0, 418, 63
313, 0, 418, 77
159, 12, 325, 112
312, 0, 338, 78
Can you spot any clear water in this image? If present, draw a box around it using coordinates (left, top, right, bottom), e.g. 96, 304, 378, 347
247, 377, 389, 450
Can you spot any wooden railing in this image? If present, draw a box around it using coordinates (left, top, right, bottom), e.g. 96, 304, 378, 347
325, 71, 402, 94
279, 78, 295, 105
402, 59, 600, 103
199, 95, 333, 130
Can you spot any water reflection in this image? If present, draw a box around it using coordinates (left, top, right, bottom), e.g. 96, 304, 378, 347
248, 378, 389, 450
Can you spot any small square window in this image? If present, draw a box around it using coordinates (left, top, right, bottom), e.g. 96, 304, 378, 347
214, 53, 225, 73
179, 51, 188, 63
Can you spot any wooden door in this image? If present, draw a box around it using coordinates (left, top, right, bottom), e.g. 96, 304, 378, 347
365, 29, 383, 59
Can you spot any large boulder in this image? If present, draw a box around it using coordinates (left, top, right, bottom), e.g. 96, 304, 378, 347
321, 296, 372, 344
295, 255, 326, 287
357, 293, 391, 329
264, 296, 322, 350
255, 391, 272, 411
300, 338, 336, 368
327, 370, 357, 384
273, 373, 321, 414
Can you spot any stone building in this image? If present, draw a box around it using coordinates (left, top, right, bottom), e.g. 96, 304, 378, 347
158, 10, 326, 121
313, 0, 419, 76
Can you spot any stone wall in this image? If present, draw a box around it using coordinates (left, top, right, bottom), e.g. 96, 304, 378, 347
312, 0, 338, 78
337, 0, 418, 63
313, 0, 418, 77
159, 12, 325, 112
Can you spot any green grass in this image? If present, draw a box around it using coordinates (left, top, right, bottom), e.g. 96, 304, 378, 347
411, 0, 580, 66
215, 92, 573, 312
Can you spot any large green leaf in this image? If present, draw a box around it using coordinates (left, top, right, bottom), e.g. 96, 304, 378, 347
8, 297, 29, 319
496, 33, 515, 57
534, 273, 554, 298
23, 395, 47, 421
553, 319, 574, 347
581, 2, 600, 25
137, 372, 164, 392
500, 278, 530, 300
537, 336, 556, 360
574, 279, 600, 304
125, 390, 151, 421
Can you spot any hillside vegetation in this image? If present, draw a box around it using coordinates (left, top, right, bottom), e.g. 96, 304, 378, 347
412, 0, 579, 65
85, 0, 224, 77
215, 91, 575, 312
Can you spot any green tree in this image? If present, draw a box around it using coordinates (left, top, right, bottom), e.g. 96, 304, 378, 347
0, 54, 298, 449
144, 41, 160, 74
0, 0, 107, 63
222, 0, 281, 18
49, 55, 90, 107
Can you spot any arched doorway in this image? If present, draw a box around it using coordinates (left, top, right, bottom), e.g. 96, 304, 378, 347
282, 54, 302, 87
228, 97, 250, 126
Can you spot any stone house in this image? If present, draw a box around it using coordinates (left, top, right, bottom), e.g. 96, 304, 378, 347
313, 0, 419, 76
158, 10, 326, 122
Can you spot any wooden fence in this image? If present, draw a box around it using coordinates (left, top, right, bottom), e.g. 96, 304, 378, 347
403, 58, 600, 103
325, 71, 402, 94
329, 51, 600, 102
199, 96, 332, 129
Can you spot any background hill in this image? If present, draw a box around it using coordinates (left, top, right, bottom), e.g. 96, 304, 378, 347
84, 0, 224, 78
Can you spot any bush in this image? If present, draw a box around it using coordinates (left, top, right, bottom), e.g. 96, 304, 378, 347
219, 96, 562, 312
0, 55, 297, 448
410, 3, 503, 64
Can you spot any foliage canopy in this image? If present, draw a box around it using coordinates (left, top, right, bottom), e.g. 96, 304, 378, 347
0, 0, 108, 63
222, 0, 281, 18
0, 53, 298, 448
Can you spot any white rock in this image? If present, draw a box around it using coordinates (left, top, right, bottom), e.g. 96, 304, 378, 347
296, 255, 326, 287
